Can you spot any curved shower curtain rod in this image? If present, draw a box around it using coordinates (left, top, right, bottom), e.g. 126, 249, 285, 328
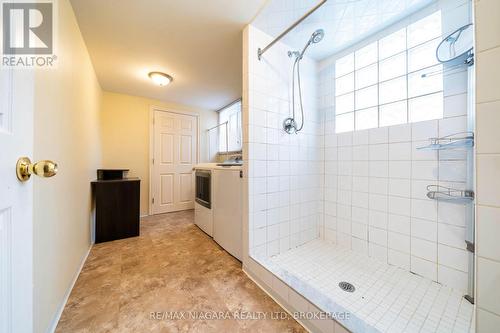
257, 0, 327, 61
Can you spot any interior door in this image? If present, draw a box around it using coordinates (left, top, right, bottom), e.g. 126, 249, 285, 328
152, 110, 197, 214
0, 67, 34, 331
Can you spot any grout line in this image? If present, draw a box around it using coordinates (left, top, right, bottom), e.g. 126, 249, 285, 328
476, 97, 500, 105
476, 44, 500, 54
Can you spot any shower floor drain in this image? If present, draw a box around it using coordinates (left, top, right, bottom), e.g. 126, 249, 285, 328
339, 281, 355, 293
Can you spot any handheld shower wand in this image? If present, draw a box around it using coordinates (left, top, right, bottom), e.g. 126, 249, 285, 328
283, 29, 324, 134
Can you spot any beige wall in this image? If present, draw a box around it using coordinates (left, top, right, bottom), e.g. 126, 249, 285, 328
474, 0, 500, 331
31, 2, 219, 331
33, 0, 103, 332
100, 91, 218, 215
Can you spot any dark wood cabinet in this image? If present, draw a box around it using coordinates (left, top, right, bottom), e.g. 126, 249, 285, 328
91, 178, 140, 243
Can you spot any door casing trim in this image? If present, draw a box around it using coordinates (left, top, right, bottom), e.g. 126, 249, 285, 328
149, 106, 200, 215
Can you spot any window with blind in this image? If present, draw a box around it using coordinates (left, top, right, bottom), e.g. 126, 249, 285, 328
335, 11, 444, 133
218, 100, 242, 153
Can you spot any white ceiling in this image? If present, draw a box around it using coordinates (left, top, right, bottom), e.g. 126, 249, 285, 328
70, 0, 267, 110
252, 0, 435, 60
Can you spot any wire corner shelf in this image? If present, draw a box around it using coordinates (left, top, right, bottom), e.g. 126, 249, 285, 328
426, 185, 474, 202
417, 132, 474, 151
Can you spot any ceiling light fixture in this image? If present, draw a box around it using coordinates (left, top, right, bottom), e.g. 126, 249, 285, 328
148, 71, 173, 86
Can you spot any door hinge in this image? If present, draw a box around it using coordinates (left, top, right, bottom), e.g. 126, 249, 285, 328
466, 240, 475, 253
152, 198, 155, 204
464, 294, 474, 304
152, 158, 155, 164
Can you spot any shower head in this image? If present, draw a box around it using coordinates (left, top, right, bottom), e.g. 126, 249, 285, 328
284, 28, 325, 135
310, 29, 324, 44
295, 29, 325, 59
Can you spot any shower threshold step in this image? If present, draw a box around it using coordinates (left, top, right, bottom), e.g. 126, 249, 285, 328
252, 240, 474, 333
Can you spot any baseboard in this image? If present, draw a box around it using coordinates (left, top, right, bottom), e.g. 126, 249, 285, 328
46, 245, 92, 333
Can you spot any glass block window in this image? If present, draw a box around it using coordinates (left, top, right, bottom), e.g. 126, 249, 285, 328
335, 11, 443, 133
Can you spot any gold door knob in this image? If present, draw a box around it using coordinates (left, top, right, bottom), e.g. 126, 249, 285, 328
16, 157, 58, 182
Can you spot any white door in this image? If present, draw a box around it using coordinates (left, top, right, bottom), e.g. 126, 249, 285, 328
0, 67, 34, 331
151, 110, 198, 214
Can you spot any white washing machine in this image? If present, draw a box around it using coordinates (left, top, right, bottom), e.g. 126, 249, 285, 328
194, 163, 217, 236
212, 165, 243, 261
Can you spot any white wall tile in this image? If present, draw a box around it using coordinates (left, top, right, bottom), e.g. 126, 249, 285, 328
353, 161, 369, 176
352, 222, 368, 240
412, 238, 437, 262
250, 3, 473, 298
389, 142, 412, 160
438, 244, 468, 272
477, 257, 500, 316
352, 145, 369, 161
369, 144, 388, 160
388, 196, 411, 216
477, 205, 500, 262
369, 161, 389, 177
476, 100, 500, 154
352, 238, 369, 255
247, 26, 321, 257
388, 231, 410, 253
412, 120, 438, 141
353, 176, 369, 192
411, 199, 437, 221
411, 256, 437, 281
369, 127, 389, 144
353, 130, 369, 145
388, 178, 411, 197
352, 192, 369, 209
388, 214, 411, 235
477, 308, 500, 333
389, 161, 412, 179
411, 218, 437, 242
444, 70, 468, 97
439, 160, 467, 182
369, 227, 388, 247
369, 177, 388, 195
388, 124, 412, 143
369, 195, 388, 212
437, 265, 468, 292
441, 1, 471, 35
438, 115, 467, 137
369, 243, 388, 262
443, 93, 467, 118
338, 133, 353, 146
412, 141, 438, 161
438, 223, 466, 249
438, 202, 466, 227
411, 179, 431, 199
476, 47, 500, 103
475, 0, 500, 52
412, 160, 438, 180
388, 249, 410, 270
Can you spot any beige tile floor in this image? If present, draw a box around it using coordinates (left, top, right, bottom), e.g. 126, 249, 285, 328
56, 210, 306, 333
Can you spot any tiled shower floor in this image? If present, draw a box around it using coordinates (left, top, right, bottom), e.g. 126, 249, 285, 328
257, 240, 474, 333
